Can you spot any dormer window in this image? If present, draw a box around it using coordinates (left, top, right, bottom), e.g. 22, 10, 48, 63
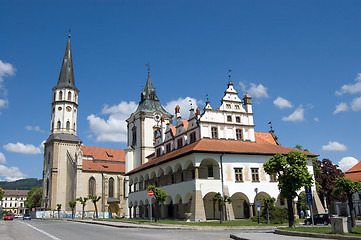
235, 105, 240, 110
226, 104, 231, 109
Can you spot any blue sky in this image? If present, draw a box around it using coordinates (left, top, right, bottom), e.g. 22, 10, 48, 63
0, 0, 360, 181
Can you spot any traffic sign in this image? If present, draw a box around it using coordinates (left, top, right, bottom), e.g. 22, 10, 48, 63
148, 190, 154, 197
305, 187, 313, 205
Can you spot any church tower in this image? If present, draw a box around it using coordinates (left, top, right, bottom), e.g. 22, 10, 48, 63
42, 35, 82, 210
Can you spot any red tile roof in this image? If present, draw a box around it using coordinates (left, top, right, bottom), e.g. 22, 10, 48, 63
345, 161, 361, 182
126, 132, 317, 175
81, 146, 125, 173
4, 190, 29, 196
171, 120, 189, 135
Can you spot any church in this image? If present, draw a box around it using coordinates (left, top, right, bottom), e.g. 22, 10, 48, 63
42, 35, 321, 220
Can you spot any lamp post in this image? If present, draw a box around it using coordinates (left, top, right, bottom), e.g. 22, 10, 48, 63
255, 188, 260, 224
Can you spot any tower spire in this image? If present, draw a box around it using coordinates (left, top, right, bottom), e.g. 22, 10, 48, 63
53, 34, 78, 92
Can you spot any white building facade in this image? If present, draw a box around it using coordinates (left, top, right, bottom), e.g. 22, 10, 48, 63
125, 80, 318, 221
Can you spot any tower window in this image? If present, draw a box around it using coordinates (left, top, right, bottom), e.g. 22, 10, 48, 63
211, 127, 218, 138
66, 121, 70, 129
59, 91, 63, 100
132, 127, 137, 146
53, 93, 56, 102
68, 92, 71, 101
236, 129, 243, 140
57, 121, 61, 129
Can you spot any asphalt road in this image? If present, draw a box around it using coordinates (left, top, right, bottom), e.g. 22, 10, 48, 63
0, 219, 235, 240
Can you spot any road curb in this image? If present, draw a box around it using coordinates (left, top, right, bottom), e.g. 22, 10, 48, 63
275, 229, 361, 240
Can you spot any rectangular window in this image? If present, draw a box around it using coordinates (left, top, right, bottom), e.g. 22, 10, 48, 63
166, 143, 171, 153
177, 138, 183, 148
251, 168, 259, 182
235, 105, 240, 110
189, 131, 196, 143
236, 129, 243, 140
236, 116, 241, 123
270, 174, 277, 182
207, 165, 214, 178
234, 168, 243, 182
227, 115, 232, 122
156, 148, 161, 157
211, 127, 218, 138
226, 104, 231, 109
132, 127, 137, 146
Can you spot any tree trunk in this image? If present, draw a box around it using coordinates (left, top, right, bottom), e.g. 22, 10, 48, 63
219, 201, 223, 224
155, 201, 159, 222
72, 208, 74, 219
82, 205, 85, 219
94, 203, 98, 219
287, 197, 295, 228
267, 208, 270, 224
347, 194, 356, 227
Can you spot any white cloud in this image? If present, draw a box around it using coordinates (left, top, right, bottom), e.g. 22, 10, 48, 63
248, 83, 269, 98
238, 81, 247, 93
0, 99, 8, 109
0, 152, 6, 164
0, 164, 26, 181
3, 142, 42, 155
313, 117, 319, 122
333, 102, 348, 114
273, 97, 293, 109
351, 96, 361, 112
338, 157, 359, 172
282, 106, 304, 122
0, 60, 15, 83
336, 73, 361, 96
25, 125, 44, 132
87, 101, 137, 142
321, 141, 347, 152
164, 97, 199, 119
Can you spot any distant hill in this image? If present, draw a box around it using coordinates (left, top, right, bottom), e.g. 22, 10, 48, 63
0, 178, 42, 190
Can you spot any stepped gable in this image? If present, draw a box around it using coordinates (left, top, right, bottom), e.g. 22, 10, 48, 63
82, 146, 125, 173
126, 132, 317, 175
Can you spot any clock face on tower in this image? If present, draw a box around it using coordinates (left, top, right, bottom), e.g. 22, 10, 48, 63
153, 112, 161, 122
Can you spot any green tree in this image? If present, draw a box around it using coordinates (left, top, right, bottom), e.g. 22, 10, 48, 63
76, 197, 88, 219
88, 195, 101, 219
68, 201, 76, 219
213, 192, 232, 224
262, 197, 276, 224
0, 187, 3, 202
24, 187, 42, 210
334, 177, 361, 227
264, 151, 313, 227
147, 185, 167, 222
56, 204, 61, 218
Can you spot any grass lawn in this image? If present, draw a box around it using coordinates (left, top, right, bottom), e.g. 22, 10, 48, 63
282, 225, 361, 237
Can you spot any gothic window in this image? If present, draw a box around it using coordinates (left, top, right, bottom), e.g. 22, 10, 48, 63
251, 168, 259, 182
132, 127, 137, 146
89, 177, 96, 196
227, 115, 232, 122
59, 91, 63, 100
66, 121, 70, 129
236, 116, 241, 123
211, 127, 218, 138
109, 177, 114, 198
234, 168, 243, 182
67, 91, 71, 101
57, 121, 61, 129
236, 129, 243, 140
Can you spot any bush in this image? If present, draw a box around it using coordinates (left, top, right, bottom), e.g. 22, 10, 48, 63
261, 207, 288, 224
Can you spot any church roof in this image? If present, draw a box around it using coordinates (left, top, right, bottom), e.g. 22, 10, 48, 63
132, 75, 171, 116
81, 146, 125, 173
345, 161, 361, 181
3, 190, 29, 197
53, 35, 79, 92
46, 133, 82, 143
125, 132, 317, 175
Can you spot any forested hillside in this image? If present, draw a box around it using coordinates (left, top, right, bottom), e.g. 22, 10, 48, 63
0, 178, 42, 190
